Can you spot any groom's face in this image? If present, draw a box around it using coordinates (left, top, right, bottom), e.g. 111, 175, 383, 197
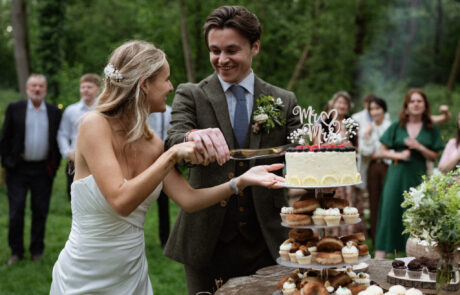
208, 28, 260, 84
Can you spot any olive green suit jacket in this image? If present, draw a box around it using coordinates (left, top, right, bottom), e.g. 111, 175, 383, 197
164, 73, 301, 269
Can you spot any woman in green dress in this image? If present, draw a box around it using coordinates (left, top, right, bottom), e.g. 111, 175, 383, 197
374, 89, 444, 259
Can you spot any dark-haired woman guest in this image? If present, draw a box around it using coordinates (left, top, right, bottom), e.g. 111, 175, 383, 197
374, 89, 444, 259
438, 112, 460, 174
358, 97, 391, 243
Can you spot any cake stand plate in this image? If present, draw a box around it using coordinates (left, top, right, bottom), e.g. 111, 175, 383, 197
282, 182, 362, 189
276, 254, 371, 269
281, 219, 361, 229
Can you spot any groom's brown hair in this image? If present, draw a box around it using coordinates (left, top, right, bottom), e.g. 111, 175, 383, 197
203, 6, 261, 50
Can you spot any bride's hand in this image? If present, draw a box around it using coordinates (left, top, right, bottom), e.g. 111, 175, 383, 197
172, 142, 208, 165
237, 163, 285, 190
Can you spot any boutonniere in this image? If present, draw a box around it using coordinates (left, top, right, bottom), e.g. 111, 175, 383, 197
252, 94, 285, 134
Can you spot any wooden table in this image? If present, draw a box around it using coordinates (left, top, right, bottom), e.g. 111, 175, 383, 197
215, 259, 457, 295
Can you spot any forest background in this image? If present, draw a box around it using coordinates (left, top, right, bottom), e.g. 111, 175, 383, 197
0, 0, 459, 294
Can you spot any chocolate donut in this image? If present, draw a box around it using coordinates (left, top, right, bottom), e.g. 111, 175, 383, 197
317, 236, 344, 252
323, 198, 350, 210
293, 198, 320, 213
340, 233, 366, 244
357, 244, 369, 256
301, 281, 329, 295
329, 272, 352, 289
289, 228, 314, 242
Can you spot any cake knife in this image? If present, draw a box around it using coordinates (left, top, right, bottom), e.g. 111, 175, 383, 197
229, 143, 296, 160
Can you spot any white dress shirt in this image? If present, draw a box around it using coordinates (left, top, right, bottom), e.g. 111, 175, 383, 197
24, 100, 49, 161
147, 105, 172, 141
57, 99, 93, 159
217, 71, 254, 128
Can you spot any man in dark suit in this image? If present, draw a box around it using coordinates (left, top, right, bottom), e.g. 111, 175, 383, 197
164, 6, 301, 294
0, 74, 62, 265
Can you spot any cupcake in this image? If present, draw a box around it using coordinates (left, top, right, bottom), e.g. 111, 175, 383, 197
324, 281, 335, 293
335, 286, 352, 295
342, 207, 359, 224
289, 243, 300, 263
407, 260, 423, 279
312, 208, 327, 225
345, 267, 357, 280
342, 241, 359, 264
279, 239, 292, 261
426, 261, 437, 281
296, 249, 312, 265
391, 260, 407, 277
308, 246, 318, 262
366, 285, 383, 295
405, 288, 423, 295
282, 278, 297, 295
324, 208, 341, 226
355, 272, 370, 287
280, 206, 294, 223
388, 285, 406, 295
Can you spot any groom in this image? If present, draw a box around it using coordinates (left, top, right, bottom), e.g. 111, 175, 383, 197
165, 6, 301, 294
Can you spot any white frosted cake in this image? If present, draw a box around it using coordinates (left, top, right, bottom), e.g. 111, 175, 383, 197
285, 145, 361, 186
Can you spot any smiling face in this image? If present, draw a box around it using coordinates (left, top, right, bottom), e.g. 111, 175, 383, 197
208, 28, 260, 84
80, 82, 100, 106
407, 92, 426, 116
369, 101, 385, 124
142, 60, 173, 113
332, 96, 350, 118
26, 76, 47, 106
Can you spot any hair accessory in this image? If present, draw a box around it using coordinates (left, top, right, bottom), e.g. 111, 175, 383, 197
104, 64, 123, 81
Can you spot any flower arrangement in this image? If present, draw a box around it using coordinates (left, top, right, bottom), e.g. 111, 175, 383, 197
252, 94, 285, 134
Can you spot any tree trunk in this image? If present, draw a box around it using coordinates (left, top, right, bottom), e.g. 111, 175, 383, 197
398, 0, 420, 80
352, 0, 365, 104
11, 0, 29, 98
179, 0, 195, 83
446, 39, 460, 93
434, 0, 442, 56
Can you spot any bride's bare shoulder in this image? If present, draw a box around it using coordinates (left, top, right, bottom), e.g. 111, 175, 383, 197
79, 112, 111, 133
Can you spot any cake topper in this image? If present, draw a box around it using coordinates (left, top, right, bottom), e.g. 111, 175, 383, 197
288, 106, 358, 146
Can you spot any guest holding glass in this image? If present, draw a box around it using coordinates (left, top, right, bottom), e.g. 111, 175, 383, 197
438, 112, 460, 174
374, 89, 444, 259
358, 97, 391, 243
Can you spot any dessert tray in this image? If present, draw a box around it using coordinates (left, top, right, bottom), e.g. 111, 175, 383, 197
281, 218, 361, 229
282, 182, 362, 189
277, 254, 371, 270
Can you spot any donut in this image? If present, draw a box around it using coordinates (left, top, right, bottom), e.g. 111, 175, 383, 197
301, 281, 329, 295
299, 276, 322, 288
340, 233, 366, 244
346, 283, 367, 295
315, 251, 343, 264
358, 244, 369, 256
317, 236, 344, 252
329, 272, 352, 289
293, 198, 320, 213
286, 214, 312, 226
323, 198, 349, 210
306, 240, 318, 248
289, 228, 315, 242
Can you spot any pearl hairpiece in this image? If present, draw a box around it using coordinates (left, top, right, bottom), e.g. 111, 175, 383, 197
104, 64, 123, 81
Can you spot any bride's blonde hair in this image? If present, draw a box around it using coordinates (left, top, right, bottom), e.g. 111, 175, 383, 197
96, 40, 166, 143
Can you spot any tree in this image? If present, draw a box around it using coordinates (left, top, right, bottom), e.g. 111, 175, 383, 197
179, 0, 195, 82
11, 0, 29, 97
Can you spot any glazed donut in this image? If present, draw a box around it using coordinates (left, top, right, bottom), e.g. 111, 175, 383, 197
340, 233, 366, 244
315, 251, 343, 264
293, 198, 320, 213
286, 214, 312, 226
289, 228, 314, 242
301, 281, 329, 295
329, 272, 352, 289
317, 236, 344, 252
346, 283, 367, 295
322, 198, 349, 210
358, 244, 369, 256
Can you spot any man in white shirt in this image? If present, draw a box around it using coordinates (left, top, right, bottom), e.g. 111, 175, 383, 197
147, 106, 172, 247
57, 74, 100, 199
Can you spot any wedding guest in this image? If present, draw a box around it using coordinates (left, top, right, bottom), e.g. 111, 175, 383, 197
57, 73, 100, 200
374, 89, 444, 259
0, 74, 62, 265
438, 112, 460, 174
50, 40, 285, 294
352, 93, 375, 128
147, 106, 172, 247
164, 6, 301, 294
358, 97, 391, 242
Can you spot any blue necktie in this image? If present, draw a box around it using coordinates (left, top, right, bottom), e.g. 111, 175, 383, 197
230, 85, 248, 147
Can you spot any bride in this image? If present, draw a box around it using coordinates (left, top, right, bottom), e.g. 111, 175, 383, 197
50, 40, 285, 294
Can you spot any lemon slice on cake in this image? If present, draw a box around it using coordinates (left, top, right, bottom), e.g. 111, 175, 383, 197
287, 175, 302, 186
321, 175, 339, 186
340, 174, 355, 185
302, 176, 319, 186
354, 173, 362, 183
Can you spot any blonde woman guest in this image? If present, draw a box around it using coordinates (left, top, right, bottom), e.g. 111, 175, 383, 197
358, 97, 391, 242
374, 89, 444, 259
438, 112, 460, 174
50, 41, 285, 295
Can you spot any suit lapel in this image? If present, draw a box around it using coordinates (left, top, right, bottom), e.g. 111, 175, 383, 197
203, 74, 236, 149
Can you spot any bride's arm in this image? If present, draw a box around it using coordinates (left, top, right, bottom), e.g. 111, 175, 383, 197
162, 164, 285, 213
77, 112, 202, 216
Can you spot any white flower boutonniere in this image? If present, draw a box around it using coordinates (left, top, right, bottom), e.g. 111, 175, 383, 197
252, 94, 285, 134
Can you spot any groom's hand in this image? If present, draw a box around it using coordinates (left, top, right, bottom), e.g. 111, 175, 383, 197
186, 128, 230, 166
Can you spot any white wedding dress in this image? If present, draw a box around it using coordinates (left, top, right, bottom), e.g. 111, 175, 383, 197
50, 175, 161, 295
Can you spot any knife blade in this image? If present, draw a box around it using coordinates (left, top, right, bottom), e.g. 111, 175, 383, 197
229, 143, 296, 160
